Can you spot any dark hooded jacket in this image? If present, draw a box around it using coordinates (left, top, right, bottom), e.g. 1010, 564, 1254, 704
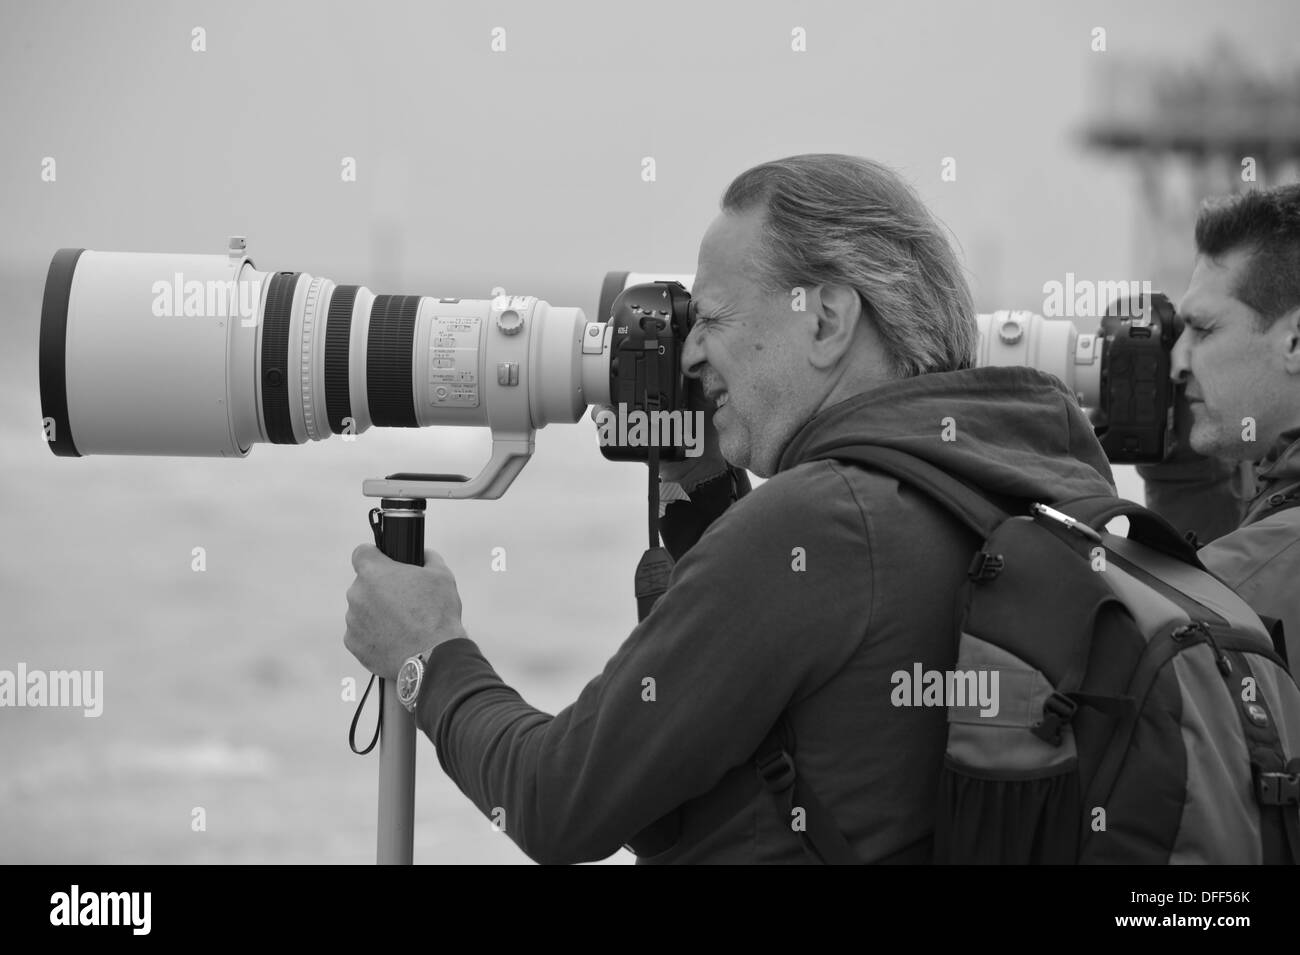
416, 367, 1116, 864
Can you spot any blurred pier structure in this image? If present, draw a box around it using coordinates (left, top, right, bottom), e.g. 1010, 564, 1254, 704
1083, 41, 1300, 293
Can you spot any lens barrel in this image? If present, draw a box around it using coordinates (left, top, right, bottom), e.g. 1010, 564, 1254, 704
39, 248, 600, 458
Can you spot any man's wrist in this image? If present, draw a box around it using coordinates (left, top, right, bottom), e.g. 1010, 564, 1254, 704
399, 633, 466, 713
413, 647, 440, 713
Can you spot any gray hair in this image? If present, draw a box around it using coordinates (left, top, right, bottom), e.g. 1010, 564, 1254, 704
721, 154, 976, 377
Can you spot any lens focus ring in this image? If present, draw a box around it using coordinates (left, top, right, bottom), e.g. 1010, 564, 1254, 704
367, 294, 420, 428
324, 285, 358, 435
261, 272, 300, 445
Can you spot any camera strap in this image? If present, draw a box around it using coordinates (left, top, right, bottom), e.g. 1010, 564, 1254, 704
347, 509, 388, 756
636, 343, 675, 622
636, 456, 675, 621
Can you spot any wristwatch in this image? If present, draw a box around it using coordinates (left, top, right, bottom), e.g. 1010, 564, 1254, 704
396, 648, 434, 714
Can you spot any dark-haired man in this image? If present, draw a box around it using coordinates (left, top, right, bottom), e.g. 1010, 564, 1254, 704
1148, 184, 1300, 664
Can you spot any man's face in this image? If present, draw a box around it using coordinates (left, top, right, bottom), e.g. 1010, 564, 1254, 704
683, 208, 821, 476
1172, 247, 1294, 459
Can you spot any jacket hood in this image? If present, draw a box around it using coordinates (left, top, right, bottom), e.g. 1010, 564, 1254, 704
778, 366, 1117, 505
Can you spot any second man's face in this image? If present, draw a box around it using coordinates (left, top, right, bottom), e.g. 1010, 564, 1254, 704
1172, 248, 1292, 460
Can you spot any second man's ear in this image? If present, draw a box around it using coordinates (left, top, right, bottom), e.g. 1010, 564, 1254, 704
1276, 306, 1300, 373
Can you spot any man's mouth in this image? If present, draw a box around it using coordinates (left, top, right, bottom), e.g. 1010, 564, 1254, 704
714, 392, 730, 409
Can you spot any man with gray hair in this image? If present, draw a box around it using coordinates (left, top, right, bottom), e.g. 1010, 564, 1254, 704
343, 154, 1117, 864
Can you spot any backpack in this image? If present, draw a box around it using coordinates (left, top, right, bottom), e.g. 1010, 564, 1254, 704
755, 445, 1300, 864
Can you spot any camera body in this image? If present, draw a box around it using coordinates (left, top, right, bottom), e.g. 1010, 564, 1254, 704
599, 279, 696, 462
1094, 291, 1182, 464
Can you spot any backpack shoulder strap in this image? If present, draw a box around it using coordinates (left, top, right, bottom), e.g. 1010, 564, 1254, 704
754, 715, 934, 865
1052, 493, 1203, 567
754, 716, 861, 864
806, 445, 1012, 539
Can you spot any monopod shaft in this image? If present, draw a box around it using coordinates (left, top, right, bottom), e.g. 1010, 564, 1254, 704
373, 497, 425, 865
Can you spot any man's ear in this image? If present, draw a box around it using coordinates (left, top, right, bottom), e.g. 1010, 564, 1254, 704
1277, 305, 1300, 375
808, 284, 863, 370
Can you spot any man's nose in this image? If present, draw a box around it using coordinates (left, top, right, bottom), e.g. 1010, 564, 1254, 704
681, 322, 706, 379
1169, 328, 1192, 384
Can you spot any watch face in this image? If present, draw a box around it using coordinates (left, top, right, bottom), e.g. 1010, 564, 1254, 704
396, 659, 420, 704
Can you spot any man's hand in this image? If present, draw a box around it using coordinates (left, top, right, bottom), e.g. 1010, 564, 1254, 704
344, 545, 469, 681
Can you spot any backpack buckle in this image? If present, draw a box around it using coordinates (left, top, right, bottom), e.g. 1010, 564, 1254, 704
967, 552, 1005, 581
1031, 692, 1078, 746
755, 749, 797, 794
1253, 763, 1300, 807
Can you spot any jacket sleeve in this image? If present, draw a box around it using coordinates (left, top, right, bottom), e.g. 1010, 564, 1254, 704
415, 463, 873, 864
1137, 455, 1244, 544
